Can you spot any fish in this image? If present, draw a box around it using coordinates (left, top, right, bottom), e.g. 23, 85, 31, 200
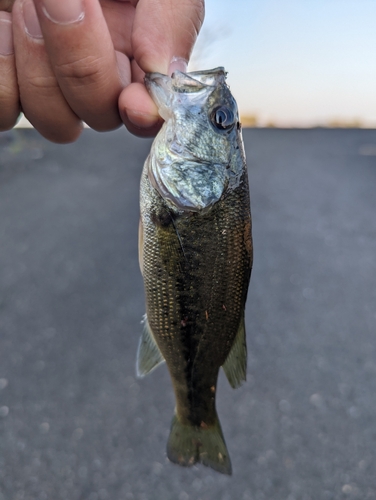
137, 67, 253, 475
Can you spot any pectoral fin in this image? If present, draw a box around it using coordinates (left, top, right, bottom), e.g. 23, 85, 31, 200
136, 315, 165, 378
222, 315, 247, 389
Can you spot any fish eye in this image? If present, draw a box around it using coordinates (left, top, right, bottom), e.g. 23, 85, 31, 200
211, 106, 235, 131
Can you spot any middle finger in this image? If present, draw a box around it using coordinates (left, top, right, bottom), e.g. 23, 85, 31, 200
32, 0, 131, 131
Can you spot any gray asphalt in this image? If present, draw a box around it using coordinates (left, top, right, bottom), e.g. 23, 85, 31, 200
1, 127, 376, 500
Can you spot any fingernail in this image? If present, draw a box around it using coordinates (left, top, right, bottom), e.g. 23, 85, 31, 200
0, 17, 13, 55
168, 57, 188, 76
23, 0, 43, 39
41, 0, 84, 25
125, 109, 160, 128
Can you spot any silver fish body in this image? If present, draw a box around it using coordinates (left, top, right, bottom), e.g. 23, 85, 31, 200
137, 68, 252, 474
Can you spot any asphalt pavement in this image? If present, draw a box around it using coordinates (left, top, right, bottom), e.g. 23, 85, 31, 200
1, 127, 376, 500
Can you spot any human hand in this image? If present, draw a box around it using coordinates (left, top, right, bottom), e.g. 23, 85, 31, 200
0, 0, 204, 142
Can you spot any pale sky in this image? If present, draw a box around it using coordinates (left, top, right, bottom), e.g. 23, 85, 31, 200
190, 0, 376, 127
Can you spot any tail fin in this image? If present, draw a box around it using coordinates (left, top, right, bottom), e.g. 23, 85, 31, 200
166, 413, 232, 475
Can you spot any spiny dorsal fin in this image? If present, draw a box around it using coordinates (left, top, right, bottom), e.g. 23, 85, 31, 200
136, 315, 165, 378
222, 315, 247, 388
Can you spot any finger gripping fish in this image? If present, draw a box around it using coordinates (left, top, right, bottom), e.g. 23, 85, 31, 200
137, 67, 253, 475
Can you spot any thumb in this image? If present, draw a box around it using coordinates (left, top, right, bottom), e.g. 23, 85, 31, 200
132, 0, 205, 75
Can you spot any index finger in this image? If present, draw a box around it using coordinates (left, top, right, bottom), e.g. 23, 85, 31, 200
32, 0, 130, 131
119, 0, 204, 135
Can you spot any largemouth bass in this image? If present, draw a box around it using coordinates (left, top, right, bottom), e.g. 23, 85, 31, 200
137, 67, 252, 475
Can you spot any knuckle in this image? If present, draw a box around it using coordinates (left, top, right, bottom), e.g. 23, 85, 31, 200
0, 79, 15, 96
54, 55, 104, 87
24, 74, 59, 96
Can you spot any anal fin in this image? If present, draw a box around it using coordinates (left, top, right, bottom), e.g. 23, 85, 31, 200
222, 314, 247, 388
136, 315, 165, 378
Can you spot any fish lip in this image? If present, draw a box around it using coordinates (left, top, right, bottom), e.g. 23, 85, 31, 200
144, 72, 171, 96
144, 73, 173, 121
144, 67, 227, 90
144, 68, 227, 119
144, 72, 168, 88
184, 67, 226, 86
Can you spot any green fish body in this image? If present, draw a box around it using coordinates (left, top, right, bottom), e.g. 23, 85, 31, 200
138, 68, 253, 475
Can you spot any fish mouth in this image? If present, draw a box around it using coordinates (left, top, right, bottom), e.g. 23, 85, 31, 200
145, 67, 226, 92
144, 72, 170, 96
144, 67, 227, 121
144, 73, 172, 121
180, 67, 226, 86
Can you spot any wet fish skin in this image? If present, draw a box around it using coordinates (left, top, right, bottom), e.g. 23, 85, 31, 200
138, 68, 252, 475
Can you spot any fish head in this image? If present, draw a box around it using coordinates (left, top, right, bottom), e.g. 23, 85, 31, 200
145, 67, 239, 166
145, 68, 245, 212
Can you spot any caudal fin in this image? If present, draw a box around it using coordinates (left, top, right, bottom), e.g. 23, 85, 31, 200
166, 413, 232, 475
